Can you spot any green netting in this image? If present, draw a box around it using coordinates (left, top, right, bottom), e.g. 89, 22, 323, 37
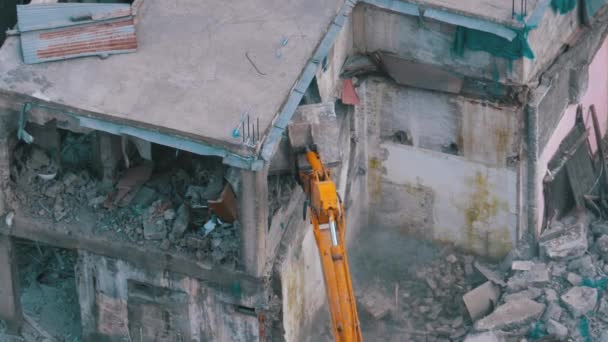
452, 27, 535, 60
551, 0, 577, 14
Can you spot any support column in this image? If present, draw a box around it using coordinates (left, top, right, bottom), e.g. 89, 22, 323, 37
239, 166, 269, 277
0, 235, 22, 334
92, 131, 123, 189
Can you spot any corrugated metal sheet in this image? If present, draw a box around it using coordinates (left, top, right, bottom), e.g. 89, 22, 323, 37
17, 3, 131, 31
17, 3, 136, 64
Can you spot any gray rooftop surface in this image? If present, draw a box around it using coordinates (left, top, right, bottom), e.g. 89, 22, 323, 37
0, 0, 343, 156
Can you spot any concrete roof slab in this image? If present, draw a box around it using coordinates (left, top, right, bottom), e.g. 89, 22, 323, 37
0, 0, 343, 157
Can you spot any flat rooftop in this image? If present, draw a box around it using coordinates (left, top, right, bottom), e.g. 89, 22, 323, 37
0, 0, 342, 158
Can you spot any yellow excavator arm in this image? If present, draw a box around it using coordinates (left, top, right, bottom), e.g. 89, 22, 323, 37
298, 147, 363, 342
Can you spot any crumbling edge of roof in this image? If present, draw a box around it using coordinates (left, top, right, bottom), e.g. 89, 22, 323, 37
259, 0, 528, 162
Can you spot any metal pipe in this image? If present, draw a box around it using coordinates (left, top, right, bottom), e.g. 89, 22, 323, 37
329, 219, 339, 246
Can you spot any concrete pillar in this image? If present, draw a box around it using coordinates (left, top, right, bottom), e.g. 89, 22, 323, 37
0, 235, 22, 334
92, 132, 123, 189
239, 167, 269, 277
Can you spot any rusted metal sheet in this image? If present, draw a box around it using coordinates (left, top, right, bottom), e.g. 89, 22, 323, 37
17, 3, 137, 64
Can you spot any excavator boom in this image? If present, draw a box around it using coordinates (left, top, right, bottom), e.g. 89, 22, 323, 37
298, 148, 363, 342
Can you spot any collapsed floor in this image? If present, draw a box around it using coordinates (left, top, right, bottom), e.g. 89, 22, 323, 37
10, 129, 241, 267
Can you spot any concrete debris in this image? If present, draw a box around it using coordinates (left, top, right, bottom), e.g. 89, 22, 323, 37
473, 298, 545, 331
506, 263, 550, 291
12, 143, 242, 265
463, 331, 506, 342
446, 254, 458, 263
143, 201, 168, 240
463, 281, 500, 321
474, 261, 506, 286
358, 287, 393, 319
567, 255, 596, 277
542, 302, 563, 322
595, 234, 608, 261
545, 288, 558, 302
171, 204, 190, 238
566, 272, 583, 286
546, 319, 568, 339
502, 287, 543, 302
539, 222, 588, 260
560, 286, 598, 317
511, 260, 535, 271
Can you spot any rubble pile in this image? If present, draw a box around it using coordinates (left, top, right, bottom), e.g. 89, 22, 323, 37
11, 144, 240, 266
462, 212, 608, 341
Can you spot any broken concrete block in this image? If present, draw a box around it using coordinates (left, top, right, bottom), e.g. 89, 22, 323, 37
474, 262, 506, 286
546, 319, 568, 339
143, 218, 166, 240
561, 286, 598, 317
566, 272, 583, 286
358, 287, 393, 320
446, 254, 458, 263
511, 260, 535, 271
503, 288, 543, 302
463, 281, 500, 321
131, 186, 157, 209
567, 255, 596, 277
539, 223, 588, 260
542, 302, 563, 322
507, 264, 550, 292
171, 204, 190, 238
595, 235, 608, 262
474, 298, 544, 331
463, 331, 506, 342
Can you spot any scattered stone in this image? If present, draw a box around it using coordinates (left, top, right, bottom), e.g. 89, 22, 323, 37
474, 298, 544, 331
446, 254, 458, 263
542, 302, 563, 322
163, 208, 176, 221
598, 299, 608, 323
358, 287, 393, 320
463, 281, 500, 321
591, 221, 608, 235
463, 331, 506, 342
545, 288, 558, 302
546, 319, 568, 339
160, 239, 170, 251
507, 264, 550, 291
426, 278, 438, 290
539, 223, 588, 260
560, 286, 598, 317
595, 235, 608, 262
474, 262, 506, 286
451, 316, 464, 328
143, 202, 167, 240
550, 261, 567, 277
566, 272, 582, 286
44, 183, 64, 198
131, 186, 157, 209
511, 260, 535, 271
88, 195, 106, 208
195, 251, 204, 260
171, 204, 190, 238
503, 288, 543, 302
567, 255, 596, 277
601, 330, 608, 342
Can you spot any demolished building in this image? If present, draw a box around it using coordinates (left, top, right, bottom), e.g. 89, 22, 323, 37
1, 0, 608, 340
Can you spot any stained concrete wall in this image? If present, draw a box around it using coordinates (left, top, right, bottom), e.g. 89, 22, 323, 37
361, 79, 521, 258
76, 251, 259, 341
352, 3, 582, 86
536, 35, 608, 231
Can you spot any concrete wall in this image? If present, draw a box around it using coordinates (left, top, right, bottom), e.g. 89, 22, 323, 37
76, 251, 259, 341
361, 79, 521, 258
352, 4, 525, 84
537, 36, 608, 231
